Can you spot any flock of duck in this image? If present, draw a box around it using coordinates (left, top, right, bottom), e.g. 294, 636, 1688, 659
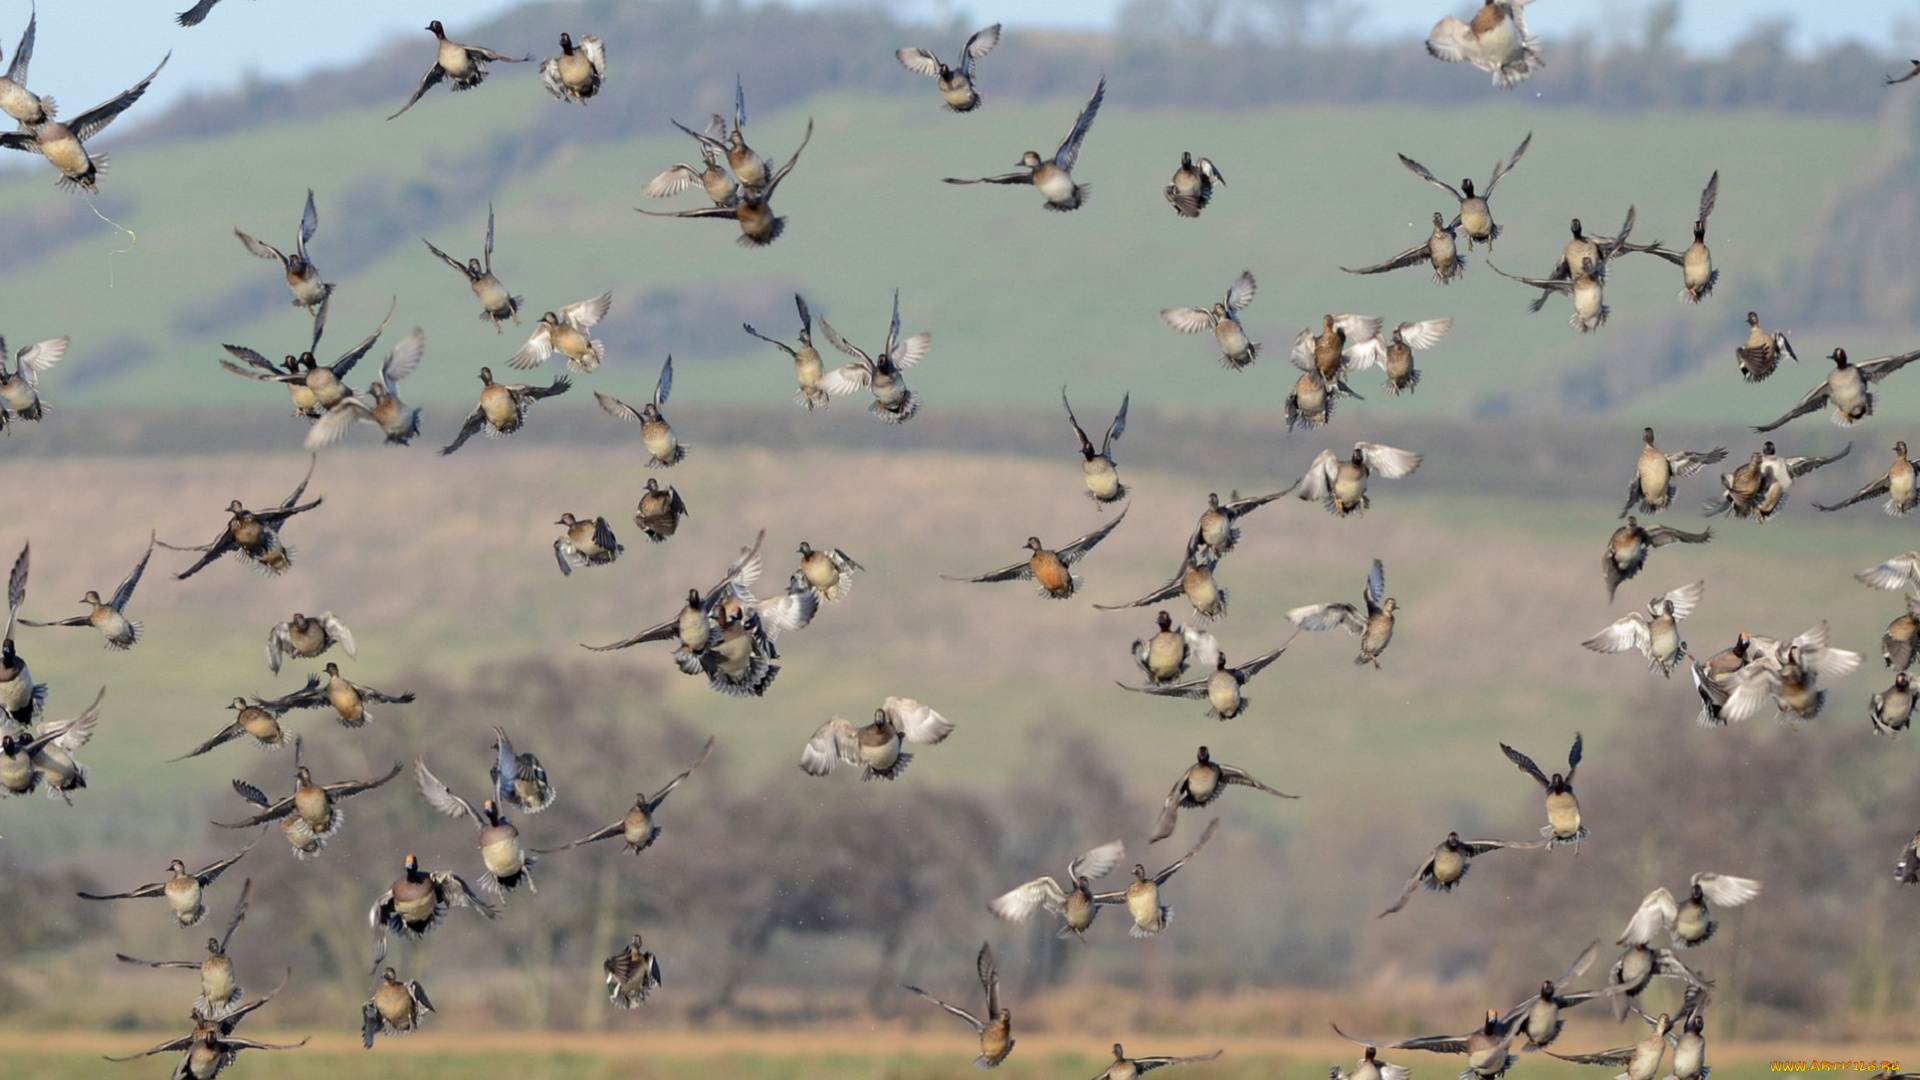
4, 1, 1920, 1078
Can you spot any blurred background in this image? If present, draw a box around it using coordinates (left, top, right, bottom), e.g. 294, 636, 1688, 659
6, 1, 1920, 1077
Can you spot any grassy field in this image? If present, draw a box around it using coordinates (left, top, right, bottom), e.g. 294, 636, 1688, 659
4, 424, 1915, 1025
6, 427, 1909, 855
10, 1030, 1915, 1080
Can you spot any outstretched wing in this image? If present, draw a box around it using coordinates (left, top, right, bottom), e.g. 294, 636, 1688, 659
1052, 76, 1106, 172
1056, 505, 1128, 564
1397, 152, 1463, 202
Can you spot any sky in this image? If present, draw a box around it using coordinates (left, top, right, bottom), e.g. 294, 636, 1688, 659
2, 0, 1914, 126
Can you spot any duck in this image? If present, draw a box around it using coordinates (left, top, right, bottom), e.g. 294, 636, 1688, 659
742, 294, 828, 409
167, 681, 319, 760
1397, 132, 1531, 248
1286, 369, 1362, 431
1334, 1047, 1411, 1080
0, 53, 167, 192
1295, 368, 1358, 432
943, 507, 1128, 599
596, 356, 684, 467
1062, 388, 1129, 503
1703, 440, 1848, 520
1426, 1, 1541, 88
1162, 271, 1259, 370
988, 839, 1125, 941
801, 698, 954, 781
539, 32, 606, 104
0, 689, 97, 797
639, 118, 814, 247
1494, 205, 1636, 331
0, 10, 51, 127
583, 531, 764, 672
423, 204, 522, 331
77, 840, 256, 928
363, 968, 434, 1045
1735, 311, 1797, 382
634, 479, 689, 542
1118, 610, 1219, 686
213, 746, 402, 858
1377, 832, 1545, 917
1715, 621, 1860, 724
1620, 428, 1728, 517
1858, 551, 1920, 592
1187, 489, 1291, 561
944, 76, 1104, 211
1292, 444, 1423, 518
1149, 748, 1294, 843
1292, 313, 1386, 381
489, 726, 556, 815
416, 759, 536, 897
1095, 545, 1229, 621
1496, 942, 1611, 1050
796, 541, 862, 602
1871, 672, 1917, 735
221, 302, 397, 419
1332, 1010, 1519, 1080
1287, 559, 1396, 667
1602, 517, 1712, 602
1352, 317, 1454, 394
1093, 818, 1219, 936
158, 456, 323, 579
115, 880, 254, 1018
904, 942, 1015, 1068
368, 854, 501, 971
305, 329, 427, 450
699, 607, 780, 698
1165, 151, 1225, 217
605, 934, 662, 1008
669, 77, 767, 187
0, 545, 38, 724
1121, 641, 1295, 721
24, 687, 103, 803
817, 289, 930, 422
1618, 873, 1762, 948
1688, 632, 1754, 728
1815, 440, 1918, 515
105, 979, 307, 1078
264, 612, 353, 675
1544, 214, 1638, 287
20, 535, 152, 649
896, 23, 1001, 111
1581, 580, 1704, 676
509, 294, 611, 374
1885, 594, 1920, 671
1548, 1012, 1679, 1080
643, 145, 739, 208
439, 367, 571, 454
234, 189, 332, 313
1344, 213, 1464, 284
1898, 832, 1920, 884
1093, 1044, 1224, 1079
1500, 733, 1586, 850
538, 736, 715, 855
1754, 347, 1920, 433
1622, 171, 1719, 303
388, 21, 527, 120
0, 333, 67, 428
275, 661, 415, 729
554, 513, 623, 576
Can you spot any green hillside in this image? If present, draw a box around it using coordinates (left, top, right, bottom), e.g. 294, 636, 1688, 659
0, 74, 1909, 430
